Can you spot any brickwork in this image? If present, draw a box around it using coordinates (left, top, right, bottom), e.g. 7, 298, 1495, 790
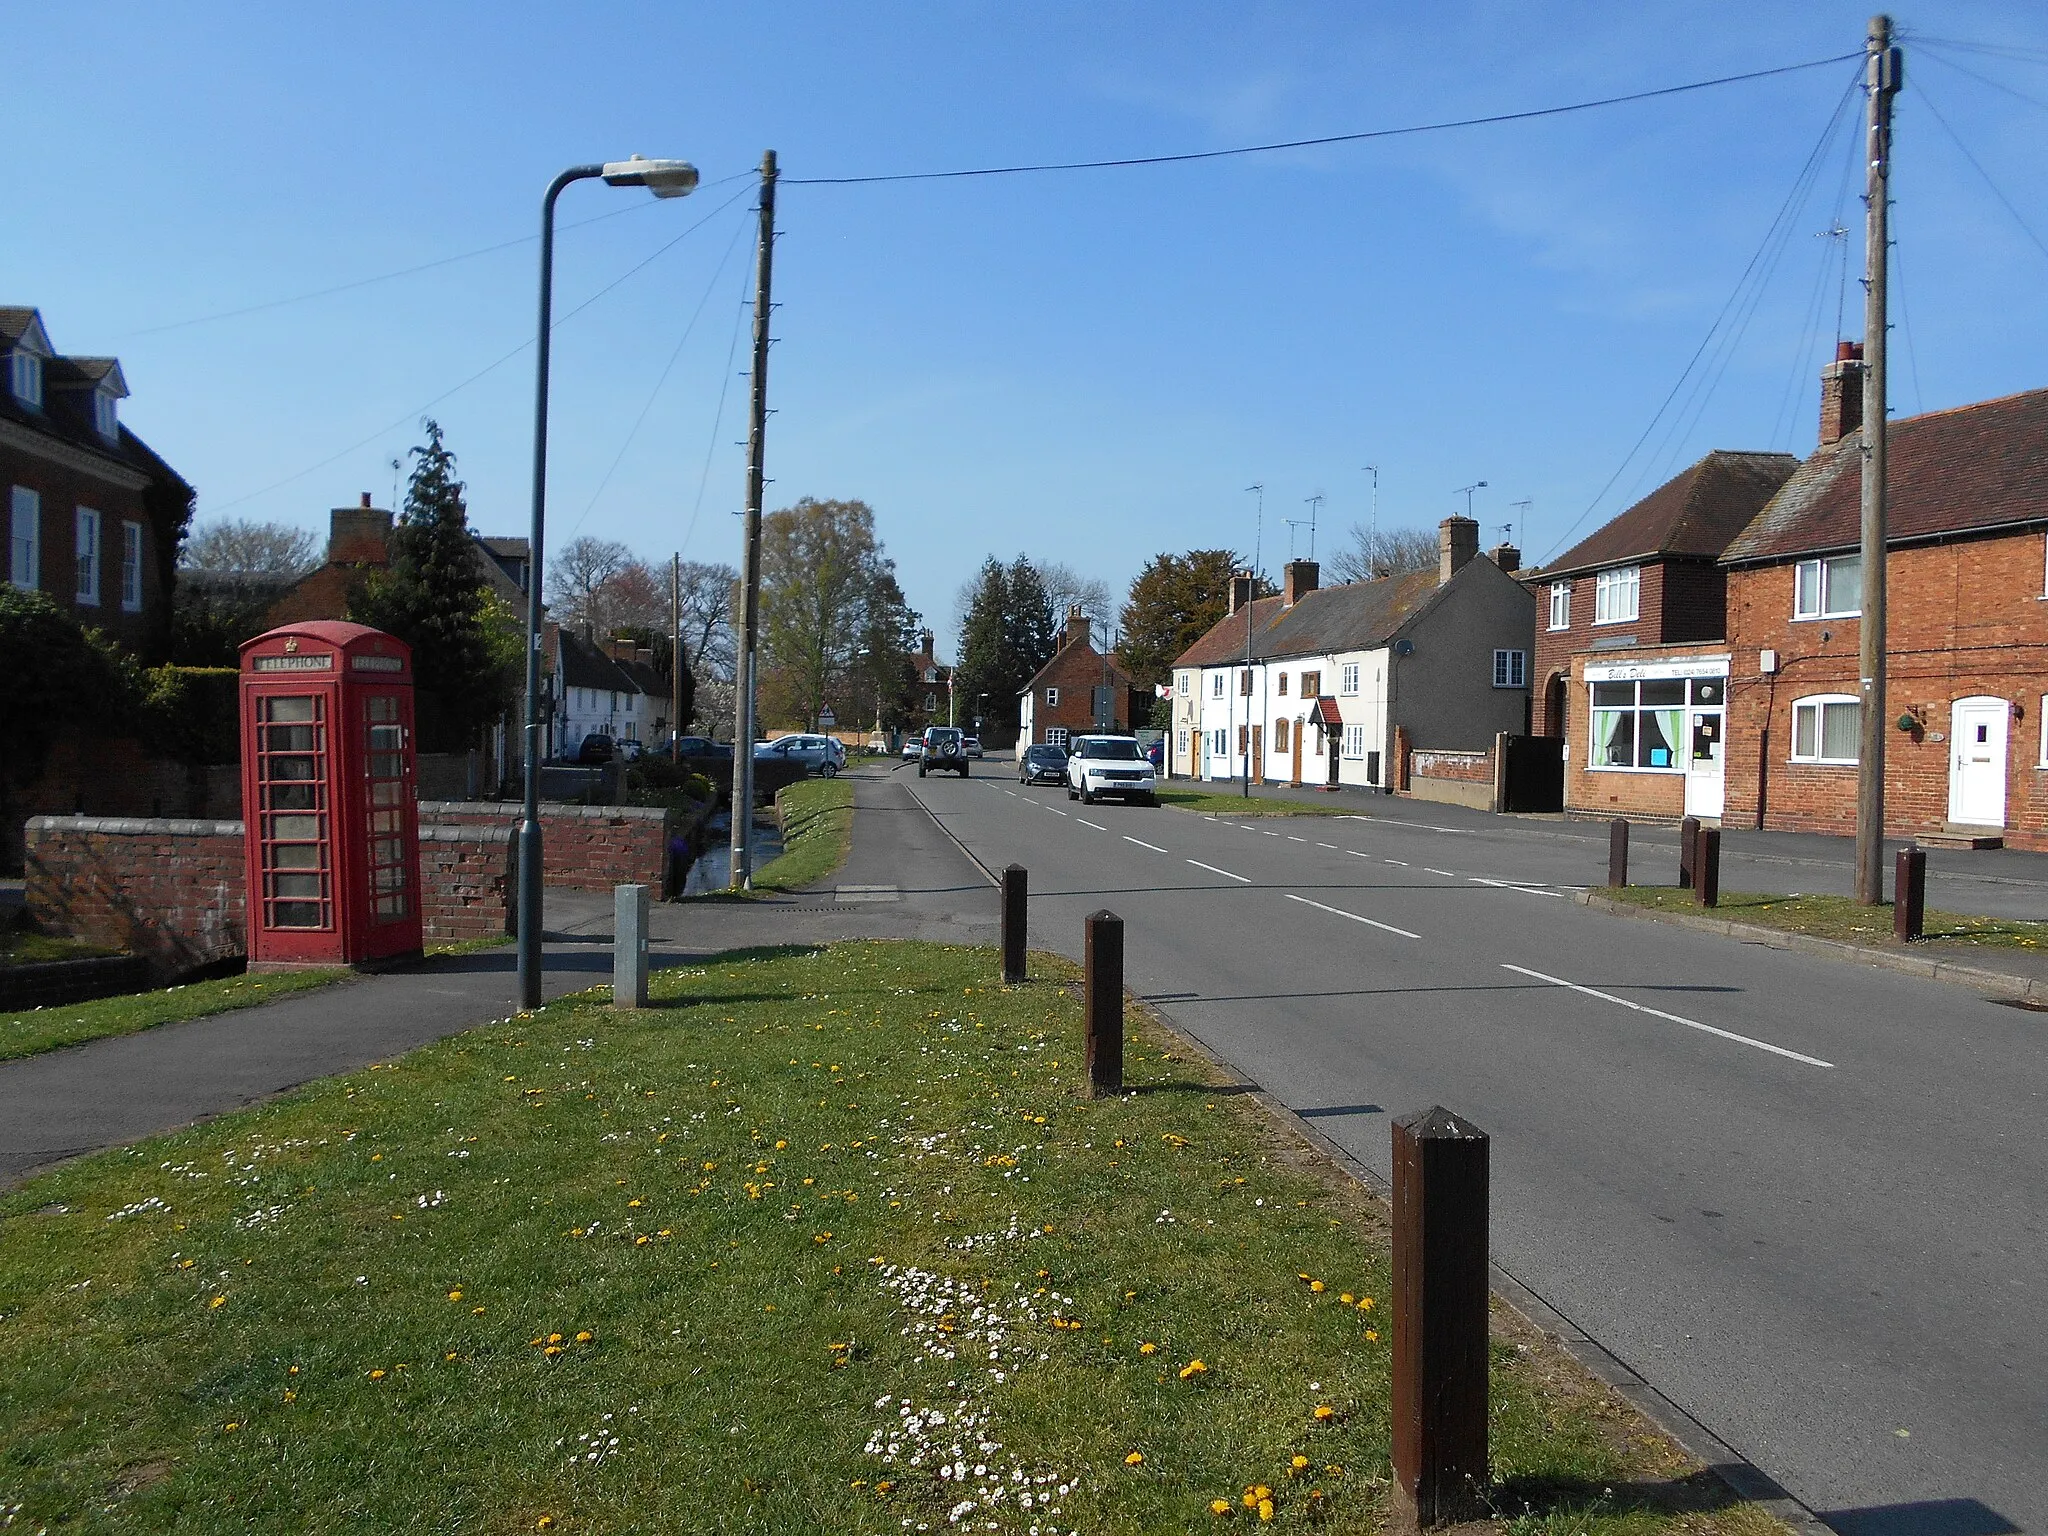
1020, 612, 1138, 743
0, 436, 165, 656
1403, 744, 1497, 811
418, 824, 516, 941
1560, 646, 1713, 824
420, 801, 675, 894
25, 816, 247, 980
0, 954, 153, 1012
1724, 531, 2048, 849
1533, 561, 1728, 735
1410, 748, 1492, 784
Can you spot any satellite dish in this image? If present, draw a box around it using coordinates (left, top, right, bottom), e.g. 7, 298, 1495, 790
1394, 639, 1414, 657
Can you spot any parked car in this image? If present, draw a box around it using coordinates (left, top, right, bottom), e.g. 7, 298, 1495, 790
669, 735, 734, 761
917, 726, 970, 777
1145, 738, 1164, 770
574, 732, 616, 765
1066, 734, 1156, 805
616, 739, 645, 762
754, 733, 846, 777
962, 735, 984, 758
900, 738, 922, 760
1019, 743, 1068, 785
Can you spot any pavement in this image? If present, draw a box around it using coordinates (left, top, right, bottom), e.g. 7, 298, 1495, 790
0, 768, 992, 1190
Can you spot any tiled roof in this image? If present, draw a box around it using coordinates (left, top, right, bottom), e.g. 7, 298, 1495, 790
1020, 638, 1132, 694
1721, 386, 2048, 564
479, 536, 530, 558
557, 631, 636, 692
1173, 593, 1288, 668
0, 308, 38, 343
1257, 569, 1441, 660
1534, 450, 1798, 579
615, 656, 670, 698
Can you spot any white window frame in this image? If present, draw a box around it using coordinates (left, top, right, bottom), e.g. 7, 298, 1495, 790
1593, 565, 1639, 625
1210, 672, 1225, 699
10, 349, 43, 409
94, 388, 119, 439
1342, 723, 1367, 759
1176, 672, 1188, 696
1548, 579, 1571, 630
120, 520, 143, 611
1790, 694, 1861, 765
1210, 728, 1227, 758
1045, 686, 1059, 707
9, 486, 38, 590
1339, 663, 1359, 696
1492, 649, 1526, 689
2040, 694, 2048, 768
1793, 555, 1861, 620
1046, 726, 1069, 749
1588, 676, 1695, 773
75, 506, 101, 606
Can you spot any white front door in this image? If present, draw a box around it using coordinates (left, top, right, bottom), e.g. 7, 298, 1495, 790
1683, 707, 1725, 819
1948, 697, 2009, 826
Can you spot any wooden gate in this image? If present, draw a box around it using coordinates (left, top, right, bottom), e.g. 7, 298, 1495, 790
1499, 734, 1564, 812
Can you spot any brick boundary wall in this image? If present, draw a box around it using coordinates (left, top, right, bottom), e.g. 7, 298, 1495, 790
0, 953, 155, 1012
1403, 746, 1499, 812
419, 802, 674, 895
25, 816, 520, 980
25, 817, 247, 982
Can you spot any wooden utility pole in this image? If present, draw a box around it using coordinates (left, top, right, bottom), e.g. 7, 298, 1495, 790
729, 150, 778, 890
1855, 16, 1901, 905
669, 552, 682, 762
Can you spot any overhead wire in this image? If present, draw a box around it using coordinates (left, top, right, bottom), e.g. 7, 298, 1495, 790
206, 178, 758, 514
1912, 78, 2048, 270
1536, 66, 1863, 563
679, 235, 757, 562
561, 204, 754, 543
122, 168, 758, 339
781, 54, 1861, 186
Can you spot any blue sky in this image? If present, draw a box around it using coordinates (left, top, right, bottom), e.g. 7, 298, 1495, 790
10, 3, 2047, 652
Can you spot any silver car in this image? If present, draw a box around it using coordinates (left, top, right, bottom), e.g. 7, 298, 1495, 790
754, 734, 846, 777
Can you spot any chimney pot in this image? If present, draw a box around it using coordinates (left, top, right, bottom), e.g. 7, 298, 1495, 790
1819, 343, 1867, 446
1227, 572, 1256, 616
360, 492, 372, 508
1438, 517, 1480, 586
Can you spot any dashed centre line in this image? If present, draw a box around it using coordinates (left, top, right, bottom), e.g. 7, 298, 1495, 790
1124, 836, 1170, 853
1076, 819, 1107, 832
1187, 859, 1251, 884
1283, 893, 1421, 939
1383, 859, 1410, 867
1501, 964, 1835, 1069
1425, 868, 1458, 878
1286, 835, 1307, 843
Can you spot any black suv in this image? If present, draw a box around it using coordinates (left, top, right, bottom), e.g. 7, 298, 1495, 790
917, 726, 970, 777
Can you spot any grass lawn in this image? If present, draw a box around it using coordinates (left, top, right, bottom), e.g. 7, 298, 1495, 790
0, 940, 1770, 1534
1, 930, 122, 966
0, 967, 350, 1064
1157, 787, 1354, 818
1603, 886, 2048, 953
754, 774, 855, 892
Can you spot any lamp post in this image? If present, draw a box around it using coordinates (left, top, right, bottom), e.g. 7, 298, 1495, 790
518, 155, 699, 1011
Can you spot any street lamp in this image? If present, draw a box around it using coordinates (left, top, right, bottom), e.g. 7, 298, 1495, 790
518, 155, 699, 1011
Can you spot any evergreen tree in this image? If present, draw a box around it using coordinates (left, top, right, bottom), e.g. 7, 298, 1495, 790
1118, 549, 1267, 688
350, 420, 509, 751
953, 555, 1057, 746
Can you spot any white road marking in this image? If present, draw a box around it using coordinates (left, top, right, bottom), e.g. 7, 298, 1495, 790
1316, 842, 1337, 850
1468, 876, 1564, 898
1262, 830, 1281, 837
1383, 859, 1409, 867
1049, 808, 1069, 817
1076, 819, 1107, 832
1187, 859, 1251, 884
1425, 868, 1458, 878
1124, 837, 1170, 853
1003, 789, 1018, 796
1500, 963, 1836, 1069
1286, 835, 1307, 843
1346, 850, 1371, 860
1283, 893, 1421, 939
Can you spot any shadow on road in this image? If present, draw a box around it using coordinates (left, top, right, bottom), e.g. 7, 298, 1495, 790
1818, 1498, 2020, 1536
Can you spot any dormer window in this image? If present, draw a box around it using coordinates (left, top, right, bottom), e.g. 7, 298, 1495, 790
10, 348, 42, 409
94, 387, 119, 439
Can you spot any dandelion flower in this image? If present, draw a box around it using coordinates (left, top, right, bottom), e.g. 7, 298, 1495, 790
1258, 1498, 1275, 1521
1211, 1498, 1233, 1516
1339, 1293, 1354, 1305
1139, 1342, 1157, 1355
1312, 1404, 1335, 1421
1125, 1451, 1144, 1466
447, 1290, 463, 1301
1179, 1359, 1208, 1380
283, 1390, 297, 1402
536, 1519, 554, 1530
1290, 1455, 1309, 1473
209, 1295, 227, 1309
575, 1330, 593, 1343
1356, 1296, 1374, 1311
369, 1369, 386, 1380
548, 1333, 563, 1344
1364, 1329, 1379, 1343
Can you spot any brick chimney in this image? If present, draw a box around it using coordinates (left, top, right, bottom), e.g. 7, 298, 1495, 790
328, 493, 392, 566
1226, 573, 1256, 616
1820, 340, 1865, 446
1061, 605, 1091, 651
1488, 544, 1521, 573
1282, 559, 1318, 607
919, 629, 936, 664
1438, 516, 1479, 586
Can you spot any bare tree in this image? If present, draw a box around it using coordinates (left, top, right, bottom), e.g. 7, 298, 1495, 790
677, 559, 737, 681
1037, 560, 1111, 628
180, 519, 320, 585
548, 536, 635, 640
1326, 523, 1440, 585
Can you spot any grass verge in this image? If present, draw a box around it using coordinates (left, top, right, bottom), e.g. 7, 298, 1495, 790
754, 773, 855, 891
0, 967, 350, 1063
0, 940, 1771, 1533
1603, 885, 2048, 953
1157, 786, 1353, 818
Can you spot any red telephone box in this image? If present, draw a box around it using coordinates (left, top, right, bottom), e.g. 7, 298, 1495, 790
239, 621, 423, 968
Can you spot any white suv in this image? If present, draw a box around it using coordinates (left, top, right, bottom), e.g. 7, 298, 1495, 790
1066, 734, 1157, 805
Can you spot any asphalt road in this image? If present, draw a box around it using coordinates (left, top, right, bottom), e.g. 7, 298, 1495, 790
907, 770, 2048, 1532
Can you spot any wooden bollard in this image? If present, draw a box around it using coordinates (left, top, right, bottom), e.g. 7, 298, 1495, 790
1001, 864, 1028, 984
1894, 846, 1926, 941
1607, 818, 1629, 889
1084, 910, 1124, 1098
1391, 1106, 1490, 1525
1678, 816, 1700, 890
1695, 826, 1721, 909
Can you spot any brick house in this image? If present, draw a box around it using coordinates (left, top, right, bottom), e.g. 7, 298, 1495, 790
3, 306, 193, 658
1171, 522, 1536, 794
1525, 448, 1798, 822
265, 494, 526, 628
1017, 608, 1139, 749
1718, 378, 2048, 851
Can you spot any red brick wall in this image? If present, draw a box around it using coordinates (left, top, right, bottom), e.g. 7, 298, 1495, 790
421, 801, 674, 892
1531, 560, 1730, 736
24, 816, 247, 980
0, 440, 163, 655
1411, 747, 1492, 784
1026, 642, 1137, 741
1724, 531, 2048, 850
418, 825, 516, 941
